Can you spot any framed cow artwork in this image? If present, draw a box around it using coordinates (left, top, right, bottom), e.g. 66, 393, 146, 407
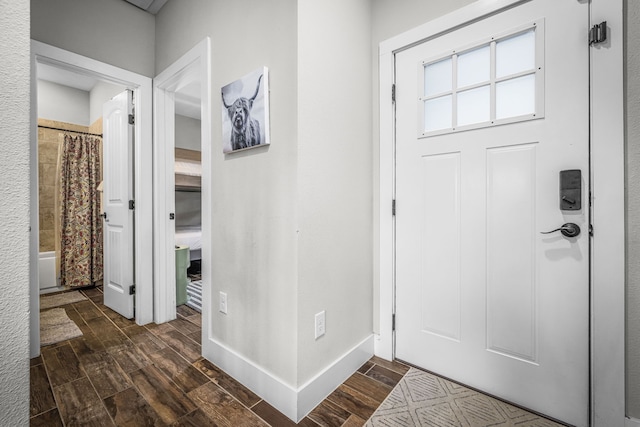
221, 67, 270, 153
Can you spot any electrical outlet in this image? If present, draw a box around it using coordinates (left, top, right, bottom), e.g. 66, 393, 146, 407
315, 310, 326, 339
219, 291, 227, 314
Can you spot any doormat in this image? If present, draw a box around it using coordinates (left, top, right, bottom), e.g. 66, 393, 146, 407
365, 368, 563, 427
40, 308, 83, 346
40, 291, 87, 310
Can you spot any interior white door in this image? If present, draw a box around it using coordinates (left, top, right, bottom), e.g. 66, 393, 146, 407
103, 90, 135, 319
395, 1, 589, 425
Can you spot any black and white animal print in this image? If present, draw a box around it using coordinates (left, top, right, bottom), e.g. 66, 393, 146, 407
222, 74, 263, 151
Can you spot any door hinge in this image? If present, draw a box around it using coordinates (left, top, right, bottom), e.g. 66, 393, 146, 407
129, 200, 135, 210
128, 114, 135, 125
392, 314, 396, 331
589, 21, 607, 46
392, 84, 396, 103
129, 285, 136, 295
392, 199, 396, 216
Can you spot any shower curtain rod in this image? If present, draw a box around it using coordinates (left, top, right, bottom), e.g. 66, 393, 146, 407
37, 125, 102, 138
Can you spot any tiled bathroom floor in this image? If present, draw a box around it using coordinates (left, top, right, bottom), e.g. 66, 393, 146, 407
30, 286, 405, 426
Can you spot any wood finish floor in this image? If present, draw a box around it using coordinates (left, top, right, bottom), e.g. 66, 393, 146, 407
31, 286, 407, 426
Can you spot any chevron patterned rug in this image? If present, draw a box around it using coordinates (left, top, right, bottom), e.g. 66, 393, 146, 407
365, 368, 563, 427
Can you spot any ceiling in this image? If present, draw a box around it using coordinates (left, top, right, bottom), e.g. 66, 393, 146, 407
123, 0, 169, 14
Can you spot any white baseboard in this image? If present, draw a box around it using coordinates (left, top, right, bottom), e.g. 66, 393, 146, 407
297, 335, 375, 420
627, 416, 640, 427
202, 334, 374, 422
201, 337, 298, 419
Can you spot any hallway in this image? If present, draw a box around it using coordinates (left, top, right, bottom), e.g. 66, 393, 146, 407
30, 285, 566, 426
30, 286, 404, 426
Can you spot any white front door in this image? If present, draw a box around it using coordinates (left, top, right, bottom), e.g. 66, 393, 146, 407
103, 90, 135, 319
395, 1, 589, 425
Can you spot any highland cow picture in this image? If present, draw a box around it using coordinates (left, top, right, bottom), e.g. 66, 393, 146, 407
221, 67, 270, 153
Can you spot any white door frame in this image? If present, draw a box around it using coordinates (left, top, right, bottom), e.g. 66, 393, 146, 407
29, 41, 154, 357
375, 0, 624, 425
153, 38, 211, 324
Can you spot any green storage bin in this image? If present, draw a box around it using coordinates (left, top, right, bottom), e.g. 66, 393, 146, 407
175, 245, 190, 306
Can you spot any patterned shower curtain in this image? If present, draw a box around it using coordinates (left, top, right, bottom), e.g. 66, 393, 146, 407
59, 134, 103, 287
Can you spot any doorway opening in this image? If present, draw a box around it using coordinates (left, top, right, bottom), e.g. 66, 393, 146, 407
36, 63, 126, 296
153, 38, 211, 326
174, 85, 204, 314
30, 41, 153, 357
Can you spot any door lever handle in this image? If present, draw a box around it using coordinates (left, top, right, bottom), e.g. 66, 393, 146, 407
540, 222, 580, 238
100, 212, 108, 222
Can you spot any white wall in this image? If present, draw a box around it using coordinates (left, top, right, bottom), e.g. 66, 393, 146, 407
31, 0, 155, 77
0, 0, 31, 425
296, 0, 373, 385
89, 80, 124, 124
156, 0, 300, 386
175, 114, 201, 151
37, 80, 90, 125
626, 0, 640, 418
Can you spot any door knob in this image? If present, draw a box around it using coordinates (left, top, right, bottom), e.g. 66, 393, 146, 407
100, 212, 108, 222
540, 222, 580, 238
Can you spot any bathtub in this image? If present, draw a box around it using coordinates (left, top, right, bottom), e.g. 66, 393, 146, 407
39, 251, 59, 292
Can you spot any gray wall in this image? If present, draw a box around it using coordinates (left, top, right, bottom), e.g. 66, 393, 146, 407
626, 0, 640, 418
296, 0, 373, 385
175, 114, 201, 151
38, 80, 90, 125
0, 0, 31, 425
156, 0, 300, 386
371, 0, 476, 42
175, 114, 202, 228
157, 0, 375, 388
38, 79, 124, 126
31, 0, 155, 77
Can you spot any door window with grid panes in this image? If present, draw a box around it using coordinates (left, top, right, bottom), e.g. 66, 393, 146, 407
419, 21, 544, 137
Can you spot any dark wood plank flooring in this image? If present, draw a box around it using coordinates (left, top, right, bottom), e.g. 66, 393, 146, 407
31, 286, 405, 426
